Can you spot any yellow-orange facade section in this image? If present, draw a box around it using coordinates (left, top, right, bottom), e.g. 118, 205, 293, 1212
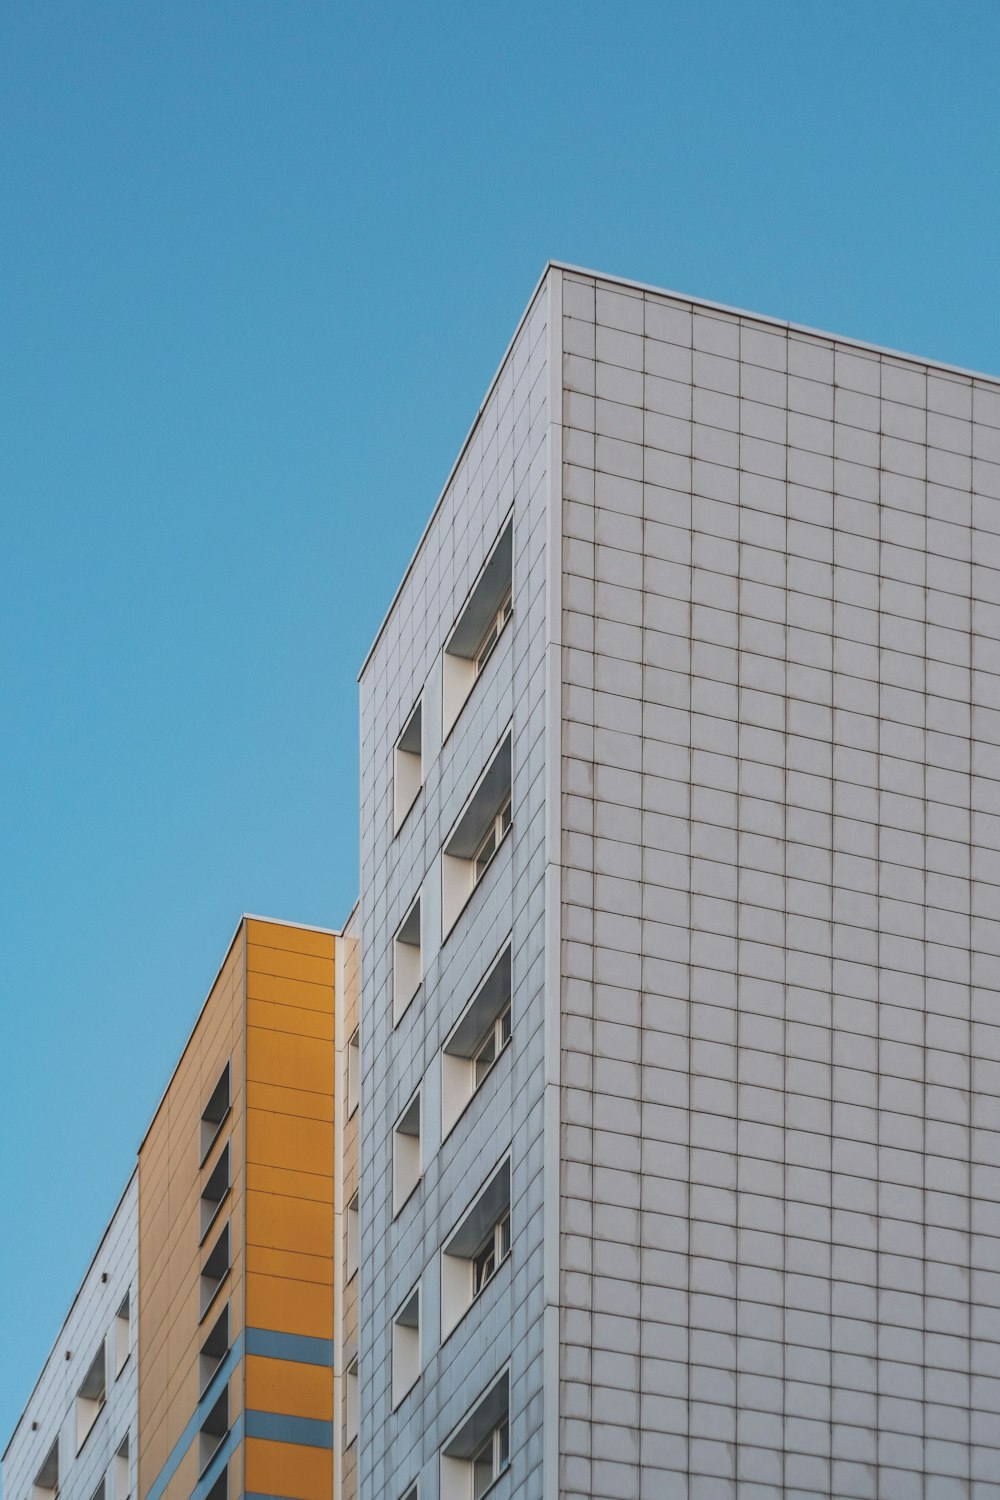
138, 918, 335, 1500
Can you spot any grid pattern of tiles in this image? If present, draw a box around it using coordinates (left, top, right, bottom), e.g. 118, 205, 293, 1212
557, 268, 1000, 1500
3, 1174, 137, 1500
337, 905, 360, 1500
357, 285, 550, 1500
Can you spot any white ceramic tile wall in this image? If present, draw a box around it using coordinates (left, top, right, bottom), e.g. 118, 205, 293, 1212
558, 269, 1000, 1500
4, 1174, 138, 1500
358, 283, 550, 1500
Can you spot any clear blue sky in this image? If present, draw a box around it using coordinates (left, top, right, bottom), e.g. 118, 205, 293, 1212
2, 0, 999, 1446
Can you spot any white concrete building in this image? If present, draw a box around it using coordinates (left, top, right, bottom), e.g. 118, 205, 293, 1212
357, 264, 1000, 1500
4, 1173, 137, 1500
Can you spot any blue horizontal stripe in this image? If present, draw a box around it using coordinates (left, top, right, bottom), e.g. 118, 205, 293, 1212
244, 1328, 333, 1367
245, 1411, 332, 1450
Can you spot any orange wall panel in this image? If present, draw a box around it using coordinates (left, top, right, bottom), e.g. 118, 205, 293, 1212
246, 1243, 333, 1286
245, 944, 335, 988
245, 1440, 331, 1500
247, 997, 335, 1041
247, 969, 336, 1012
245, 1271, 333, 1339
246, 1029, 332, 1095
245, 1356, 332, 1421
247, 1190, 333, 1257
247, 1080, 334, 1122
247, 1162, 333, 1204
245, 919, 335, 960
139, 920, 335, 1500
247, 1110, 334, 1176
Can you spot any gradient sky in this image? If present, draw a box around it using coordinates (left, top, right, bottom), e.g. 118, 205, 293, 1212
2, 0, 999, 1449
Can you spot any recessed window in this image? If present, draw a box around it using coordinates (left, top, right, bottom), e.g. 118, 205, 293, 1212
199, 1304, 230, 1396
33, 1438, 58, 1500
200, 1223, 230, 1320
75, 1343, 106, 1451
394, 698, 424, 834
473, 798, 511, 883
200, 1144, 231, 1242
391, 1284, 421, 1408
440, 1371, 510, 1500
399, 1487, 418, 1500
347, 1028, 360, 1117
441, 730, 512, 937
114, 1436, 130, 1500
474, 1005, 511, 1086
198, 1386, 228, 1476
441, 1158, 511, 1340
203, 1471, 227, 1500
200, 1064, 231, 1165
442, 517, 513, 738
393, 895, 422, 1025
474, 596, 512, 677
114, 1292, 131, 1376
442, 943, 512, 1139
473, 1214, 511, 1298
473, 1421, 509, 1499
392, 1089, 422, 1215
345, 1358, 359, 1447
89, 1480, 105, 1500
346, 1193, 359, 1281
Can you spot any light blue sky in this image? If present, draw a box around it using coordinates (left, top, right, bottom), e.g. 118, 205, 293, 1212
2, 0, 999, 1446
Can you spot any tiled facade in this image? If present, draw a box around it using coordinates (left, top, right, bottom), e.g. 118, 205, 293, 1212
8, 263, 1000, 1500
556, 269, 1000, 1500
358, 264, 1000, 1500
335, 903, 360, 1500
357, 282, 551, 1500
3, 1176, 137, 1500
5, 917, 342, 1500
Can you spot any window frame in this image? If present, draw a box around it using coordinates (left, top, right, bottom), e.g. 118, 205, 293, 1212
114, 1292, 132, 1377
347, 1027, 360, 1117
392, 1088, 422, 1216
393, 695, 424, 835
440, 1157, 512, 1342
441, 515, 513, 741
471, 1418, 510, 1498
441, 940, 513, 1141
75, 1343, 107, 1454
441, 728, 513, 939
471, 1212, 511, 1299
200, 1064, 232, 1167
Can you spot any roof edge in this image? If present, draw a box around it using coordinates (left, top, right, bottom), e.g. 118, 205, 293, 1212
358, 257, 1000, 681
3, 1166, 138, 1462
551, 259, 1000, 386
358, 262, 556, 681
138, 912, 339, 1155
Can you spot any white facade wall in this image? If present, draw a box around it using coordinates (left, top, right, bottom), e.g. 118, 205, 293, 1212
557, 268, 1000, 1500
4, 1173, 138, 1500
359, 260, 1000, 1500
358, 284, 551, 1500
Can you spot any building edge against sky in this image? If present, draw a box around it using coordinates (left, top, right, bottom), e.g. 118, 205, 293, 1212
7, 262, 1000, 1500
357, 263, 1000, 1499
3, 915, 355, 1500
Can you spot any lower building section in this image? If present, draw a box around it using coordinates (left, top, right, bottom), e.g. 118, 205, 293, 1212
138, 917, 337, 1500
3, 913, 344, 1500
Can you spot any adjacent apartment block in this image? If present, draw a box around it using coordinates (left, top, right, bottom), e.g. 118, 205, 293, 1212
5, 915, 349, 1500
357, 265, 1000, 1500
138, 916, 337, 1500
